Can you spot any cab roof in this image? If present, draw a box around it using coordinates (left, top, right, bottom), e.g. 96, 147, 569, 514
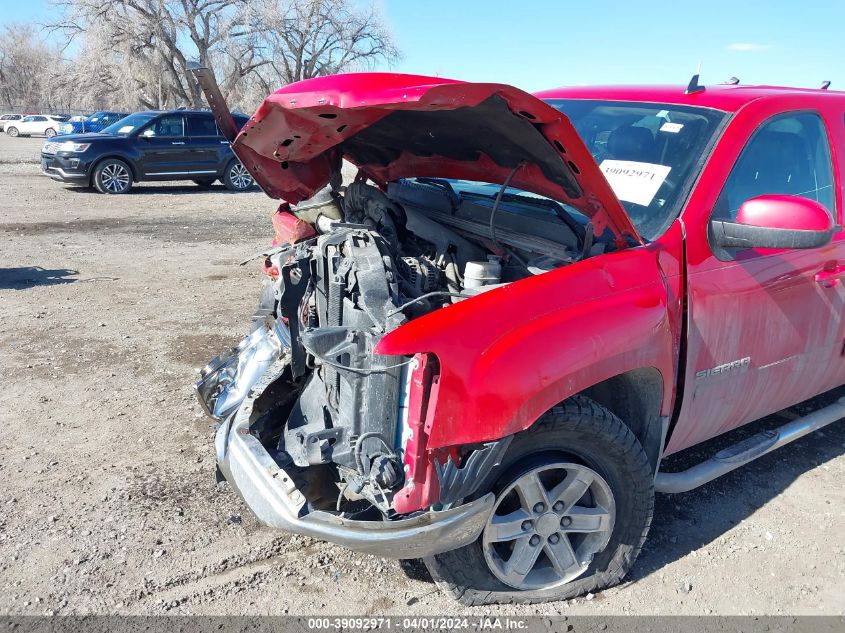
534, 84, 845, 112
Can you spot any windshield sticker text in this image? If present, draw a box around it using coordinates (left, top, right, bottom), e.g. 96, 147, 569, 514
660, 122, 684, 133
599, 160, 672, 206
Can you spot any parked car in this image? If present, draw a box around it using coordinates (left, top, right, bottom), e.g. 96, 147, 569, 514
40, 109, 254, 193
5, 115, 64, 137
191, 70, 845, 605
0, 113, 23, 132
58, 110, 129, 135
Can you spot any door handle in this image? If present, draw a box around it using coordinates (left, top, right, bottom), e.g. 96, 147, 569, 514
815, 264, 845, 287
171, 141, 185, 145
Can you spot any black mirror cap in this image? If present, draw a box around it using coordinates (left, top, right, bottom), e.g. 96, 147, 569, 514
710, 218, 834, 255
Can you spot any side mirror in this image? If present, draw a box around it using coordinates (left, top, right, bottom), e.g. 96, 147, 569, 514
711, 194, 834, 252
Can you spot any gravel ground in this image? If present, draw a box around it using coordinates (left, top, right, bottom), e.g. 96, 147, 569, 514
0, 133, 843, 616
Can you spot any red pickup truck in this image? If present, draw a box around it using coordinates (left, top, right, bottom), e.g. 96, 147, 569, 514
192, 70, 845, 605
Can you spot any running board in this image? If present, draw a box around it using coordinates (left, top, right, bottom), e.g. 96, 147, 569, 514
654, 397, 845, 493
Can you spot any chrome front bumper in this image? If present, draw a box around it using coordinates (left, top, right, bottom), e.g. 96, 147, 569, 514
199, 327, 494, 559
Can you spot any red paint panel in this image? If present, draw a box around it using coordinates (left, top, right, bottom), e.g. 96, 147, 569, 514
270, 209, 318, 246
376, 247, 677, 449
392, 354, 440, 514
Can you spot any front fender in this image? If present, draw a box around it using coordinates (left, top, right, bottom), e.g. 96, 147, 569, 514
375, 247, 676, 448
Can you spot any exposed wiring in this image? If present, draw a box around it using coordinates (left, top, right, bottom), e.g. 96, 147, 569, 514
385, 291, 468, 320
489, 164, 523, 248
354, 432, 397, 475
308, 348, 416, 375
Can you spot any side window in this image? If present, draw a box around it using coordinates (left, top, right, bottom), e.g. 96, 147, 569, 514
187, 114, 219, 136
33, 116, 47, 122
715, 112, 835, 220
142, 115, 185, 138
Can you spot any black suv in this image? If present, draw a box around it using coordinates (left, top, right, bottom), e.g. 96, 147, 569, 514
40, 109, 254, 194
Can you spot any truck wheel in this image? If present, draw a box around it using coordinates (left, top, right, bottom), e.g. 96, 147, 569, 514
424, 396, 654, 605
93, 159, 133, 194
223, 160, 254, 191
6, 126, 18, 137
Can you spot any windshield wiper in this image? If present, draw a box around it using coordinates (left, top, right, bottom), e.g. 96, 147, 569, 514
411, 177, 460, 208
460, 190, 587, 244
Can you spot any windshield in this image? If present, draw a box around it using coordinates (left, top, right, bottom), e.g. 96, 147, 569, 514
545, 99, 725, 239
102, 112, 157, 136
407, 100, 724, 241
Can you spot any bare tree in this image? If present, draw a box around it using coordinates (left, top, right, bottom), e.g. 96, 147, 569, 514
0, 24, 66, 110
50, 0, 251, 108
246, 0, 400, 88
47, 0, 400, 112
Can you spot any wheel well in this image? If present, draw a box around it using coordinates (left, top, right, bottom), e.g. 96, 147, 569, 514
579, 367, 667, 474
91, 156, 137, 183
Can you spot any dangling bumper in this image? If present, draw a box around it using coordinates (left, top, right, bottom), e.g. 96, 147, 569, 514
196, 327, 494, 559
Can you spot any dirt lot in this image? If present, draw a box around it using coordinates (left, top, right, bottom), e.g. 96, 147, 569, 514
0, 133, 843, 617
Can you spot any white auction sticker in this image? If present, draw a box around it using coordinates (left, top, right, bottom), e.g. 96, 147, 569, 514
599, 160, 672, 206
660, 122, 684, 134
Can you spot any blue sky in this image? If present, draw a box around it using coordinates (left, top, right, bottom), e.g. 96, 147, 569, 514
381, 0, 845, 91
3, 0, 843, 92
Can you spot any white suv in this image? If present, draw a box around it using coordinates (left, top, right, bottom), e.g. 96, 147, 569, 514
5, 115, 64, 138
0, 113, 23, 132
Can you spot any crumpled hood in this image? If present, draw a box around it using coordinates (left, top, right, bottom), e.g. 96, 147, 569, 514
234, 72, 641, 243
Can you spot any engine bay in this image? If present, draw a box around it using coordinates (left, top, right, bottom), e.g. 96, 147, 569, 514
229, 176, 614, 517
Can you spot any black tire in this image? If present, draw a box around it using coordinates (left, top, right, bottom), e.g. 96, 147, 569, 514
222, 160, 254, 192
424, 396, 654, 605
93, 158, 133, 194
193, 178, 216, 188
6, 126, 18, 137
44, 128, 57, 138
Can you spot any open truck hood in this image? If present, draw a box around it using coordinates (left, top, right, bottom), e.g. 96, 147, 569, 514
195, 70, 642, 244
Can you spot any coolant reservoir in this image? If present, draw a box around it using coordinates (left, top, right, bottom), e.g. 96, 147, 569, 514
464, 256, 502, 289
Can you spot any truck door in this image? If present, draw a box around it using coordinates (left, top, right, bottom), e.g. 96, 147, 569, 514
669, 109, 842, 453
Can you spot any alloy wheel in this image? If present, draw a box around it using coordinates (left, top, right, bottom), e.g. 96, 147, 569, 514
229, 163, 252, 190
482, 462, 615, 590
101, 163, 130, 193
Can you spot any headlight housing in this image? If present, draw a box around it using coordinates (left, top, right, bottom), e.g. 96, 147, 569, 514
58, 141, 91, 153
